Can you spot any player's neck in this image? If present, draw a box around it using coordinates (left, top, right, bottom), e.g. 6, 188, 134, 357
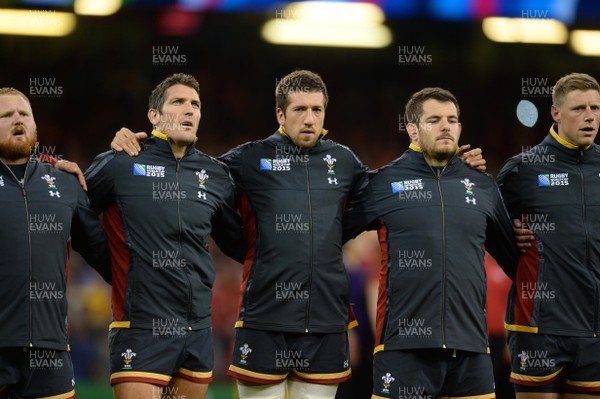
170, 142, 192, 159
0, 156, 28, 166
423, 152, 450, 168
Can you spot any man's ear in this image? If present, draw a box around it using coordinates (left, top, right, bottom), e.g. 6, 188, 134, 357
407, 123, 418, 142
148, 108, 160, 125
551, 104, 560, 123
276, 107, 285, 126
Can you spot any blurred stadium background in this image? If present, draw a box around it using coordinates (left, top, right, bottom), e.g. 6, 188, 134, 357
1, 0, 599, 397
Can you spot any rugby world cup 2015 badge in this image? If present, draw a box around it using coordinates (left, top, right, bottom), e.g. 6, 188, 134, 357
260, 158, 290, 171
537, 173, 568, 187
133, 163, 165, 178
390, 178, 431, 201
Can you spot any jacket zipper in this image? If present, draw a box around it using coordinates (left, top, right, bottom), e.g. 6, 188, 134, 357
432, 165, 448, 348
3, 161, 33, 346
304, 159, 314, 333
176, 160, 193, 331
578, 151, 597, 337
24, 180, 33, 347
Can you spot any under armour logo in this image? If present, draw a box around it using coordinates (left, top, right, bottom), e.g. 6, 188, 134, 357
465, 196, 476, 205
328, 178, 338, 185
49, 191, 60, 198
198, 191, 207, 200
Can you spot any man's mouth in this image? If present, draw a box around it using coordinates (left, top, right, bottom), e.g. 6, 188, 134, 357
581, 126, 596, 133
12, 126, 26, 137
180, 121, 194, 128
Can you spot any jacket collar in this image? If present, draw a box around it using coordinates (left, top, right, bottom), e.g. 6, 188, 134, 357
548, 124, 592, 150
408, 142, 460, 154
406, 143, 460, 172
152, 129, 198, 144
409, 143, 421, 152
544, 124, 595, 157
149, 130, 197, 157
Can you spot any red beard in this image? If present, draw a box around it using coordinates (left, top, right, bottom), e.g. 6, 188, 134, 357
0, 130, 38, 162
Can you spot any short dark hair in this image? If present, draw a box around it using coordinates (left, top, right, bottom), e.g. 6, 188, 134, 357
404, 87, 459, 124
553, 73, 600, 107
0, 87, 31, 106
149, 73, 200, 111
275, 70, 329, 113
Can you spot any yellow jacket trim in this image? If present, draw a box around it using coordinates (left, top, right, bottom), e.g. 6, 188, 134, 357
373, 344, 385, 355
152, 129, 198, 144
409, 143, 422, 152
504, 322, 538, 333
550, 124, 591, 150
109, 321, 131, 330
408, 142, 459, 154
234, 320, 244, 328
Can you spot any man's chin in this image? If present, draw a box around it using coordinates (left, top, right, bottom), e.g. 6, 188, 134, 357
0, 140, 35, 162
292, 138, 318, 149
435, 143, 456, 152
431, 148, 455, 161
577, 135, 597, 146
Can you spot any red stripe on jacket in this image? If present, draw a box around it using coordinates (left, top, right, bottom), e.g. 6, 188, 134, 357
103, 203, 129, 322
375, 222, 390, 346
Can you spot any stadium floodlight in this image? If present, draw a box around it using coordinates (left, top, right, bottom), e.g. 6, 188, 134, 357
0, 9, 76, 36
75, 0, 122, 16
570, 30, 600, 56
482, 17, 568, 44
262, 1, 392, 48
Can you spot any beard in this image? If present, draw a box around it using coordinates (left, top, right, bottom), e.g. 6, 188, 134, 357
0, 130, 38, 162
